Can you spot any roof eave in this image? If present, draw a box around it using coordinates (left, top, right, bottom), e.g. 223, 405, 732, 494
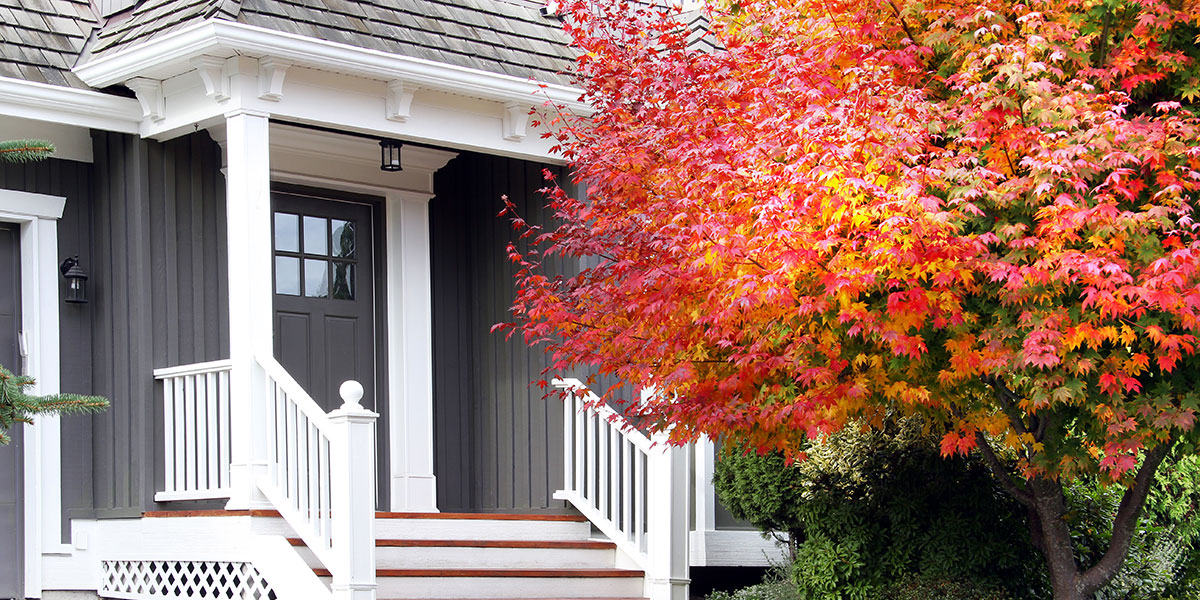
0, 76, 142, 133
74, 19, 590, 114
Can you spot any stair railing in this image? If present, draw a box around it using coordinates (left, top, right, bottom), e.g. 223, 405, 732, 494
553, 378, 690, 600
255, 355, 378, 600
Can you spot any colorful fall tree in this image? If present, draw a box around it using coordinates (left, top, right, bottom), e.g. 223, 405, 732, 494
500, 0, 1200, 598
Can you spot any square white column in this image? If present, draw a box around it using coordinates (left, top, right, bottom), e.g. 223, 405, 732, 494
385, 190, 438, 512
223, 108, 274, 510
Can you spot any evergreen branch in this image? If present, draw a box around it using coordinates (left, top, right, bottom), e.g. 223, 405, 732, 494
0, 364, 107, 444
0, 140, 55, 164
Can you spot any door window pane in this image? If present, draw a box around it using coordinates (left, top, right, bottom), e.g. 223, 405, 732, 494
304, 259, 329, 297
275, 256, 300, 295
304, 216, 328, 256
332, 262, 355, 300
274, 213, 299, 252
332, 220, 355, 258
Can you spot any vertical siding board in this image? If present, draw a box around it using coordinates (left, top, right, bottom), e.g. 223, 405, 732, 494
510, 158, 530, 510
189, 140, 206, 363
162, 140, 180, 366
92, 132, 116, 511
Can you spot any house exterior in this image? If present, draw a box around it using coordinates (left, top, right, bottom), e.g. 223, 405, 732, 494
0, 1, 785, 599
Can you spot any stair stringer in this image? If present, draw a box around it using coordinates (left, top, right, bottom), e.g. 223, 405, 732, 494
246, 533, 333, 600
88, 515, 330, 600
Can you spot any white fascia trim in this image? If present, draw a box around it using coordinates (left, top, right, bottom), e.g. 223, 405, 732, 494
0, 77, 141, 134
74, 19, 591, 114
0, 189, 66, 220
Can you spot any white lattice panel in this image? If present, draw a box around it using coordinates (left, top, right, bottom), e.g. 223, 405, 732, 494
100, 560, 277, 600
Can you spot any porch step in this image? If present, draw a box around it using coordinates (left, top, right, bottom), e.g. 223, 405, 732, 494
373, 513, 593, 541
317, 569, 646, 599
293, 538, 618, 569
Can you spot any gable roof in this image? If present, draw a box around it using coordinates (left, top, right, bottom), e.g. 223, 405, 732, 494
0, 0, 97, 88
87, 0, 577, 86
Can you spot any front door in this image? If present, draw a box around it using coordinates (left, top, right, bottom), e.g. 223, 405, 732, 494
0, 223, 21, 599
271, 191, 378, 412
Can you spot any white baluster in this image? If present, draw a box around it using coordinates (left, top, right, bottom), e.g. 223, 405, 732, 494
328, 380, 378, 600
163, 379, 176, 495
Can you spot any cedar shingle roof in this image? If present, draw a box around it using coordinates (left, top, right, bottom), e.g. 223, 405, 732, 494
0, 0, 97, 88
89, 0, 577, 86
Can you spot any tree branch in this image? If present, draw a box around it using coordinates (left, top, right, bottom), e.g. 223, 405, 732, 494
982, 375, 1038, 459
973, 430, 1034, 506
1077, 442, 1173, 595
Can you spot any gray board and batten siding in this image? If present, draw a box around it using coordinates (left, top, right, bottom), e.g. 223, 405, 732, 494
431, 151, 580, 513
0, 131, 231, 536
88, 130, 230, 517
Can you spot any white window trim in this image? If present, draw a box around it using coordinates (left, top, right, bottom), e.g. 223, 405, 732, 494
0, 188, 67, 599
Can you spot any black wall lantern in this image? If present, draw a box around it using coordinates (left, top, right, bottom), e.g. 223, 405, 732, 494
60, 256, 88, 304
380, 139, 404, 172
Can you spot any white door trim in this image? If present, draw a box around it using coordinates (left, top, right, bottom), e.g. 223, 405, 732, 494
0, 188, 67, 599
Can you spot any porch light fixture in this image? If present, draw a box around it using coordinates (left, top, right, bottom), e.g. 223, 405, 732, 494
380, 139, 404, 172
59, 255, 88, 304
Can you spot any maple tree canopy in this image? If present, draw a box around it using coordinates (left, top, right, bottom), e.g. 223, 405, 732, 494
501, 0, 1200, 486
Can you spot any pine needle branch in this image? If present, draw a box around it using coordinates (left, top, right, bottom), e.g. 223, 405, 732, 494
0, 364, 107, 444
0, 140, 56, 164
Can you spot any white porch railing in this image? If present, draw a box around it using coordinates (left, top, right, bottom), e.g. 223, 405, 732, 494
154, 360, 234, 502
552, 378, 690, 600
156, 357, 378, 600
254, 355, 378, 600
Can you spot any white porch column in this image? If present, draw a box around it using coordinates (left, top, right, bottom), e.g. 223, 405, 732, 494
223, 108, 274, 510
689, 435, 718, 565
385, 190, 437, 511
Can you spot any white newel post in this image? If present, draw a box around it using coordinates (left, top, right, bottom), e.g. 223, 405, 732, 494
329, 380, 379, 600
223, 108, 274, 510
646, 434, 690, 600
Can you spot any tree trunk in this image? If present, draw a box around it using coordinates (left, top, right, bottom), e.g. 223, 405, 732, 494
1017, 445, 1172, 600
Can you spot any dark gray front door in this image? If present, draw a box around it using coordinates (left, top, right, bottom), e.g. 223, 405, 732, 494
0, 223, 21, 599
271, 192, 377, 412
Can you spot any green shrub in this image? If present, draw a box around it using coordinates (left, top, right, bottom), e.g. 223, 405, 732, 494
706, 562, 800, 600
880, 575, 1011, 600
713, 416, 1046, 600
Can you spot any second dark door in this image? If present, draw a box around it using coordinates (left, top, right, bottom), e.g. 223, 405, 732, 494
0, 223, 21, 599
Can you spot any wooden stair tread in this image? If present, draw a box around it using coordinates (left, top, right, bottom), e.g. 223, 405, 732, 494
143, 509, 282, 518
288, 538, 615, 549
313, 568, 644, 578
144, 510, 582, 521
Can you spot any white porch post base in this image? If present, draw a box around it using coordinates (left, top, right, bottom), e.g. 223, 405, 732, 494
645, 578, 691, 600
390, 474, 438, 513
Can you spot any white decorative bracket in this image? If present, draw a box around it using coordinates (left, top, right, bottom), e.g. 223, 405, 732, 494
125, 77, 165, 122
192, 56, 230, 102
258, 59, 290, 102
386, 80, 416, 122
502, 102, 530, 141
